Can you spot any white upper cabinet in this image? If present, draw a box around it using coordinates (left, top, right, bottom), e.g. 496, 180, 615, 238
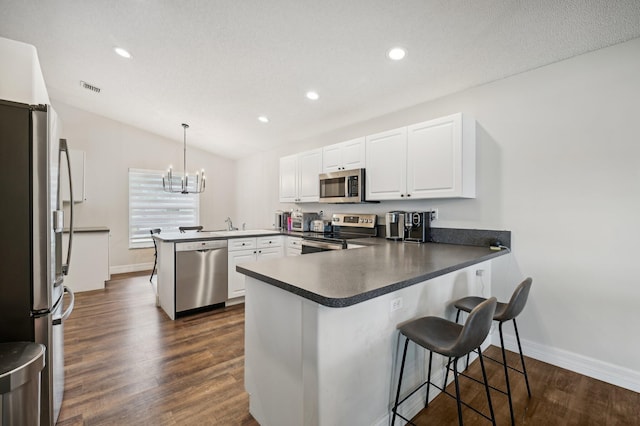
365, 127, 407, 200
279, 148, 322, 203
366, 113, 475, 200
322, 137, 366, 172
279, 154, 298, 202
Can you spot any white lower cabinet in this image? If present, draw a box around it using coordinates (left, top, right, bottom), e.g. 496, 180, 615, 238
286, 236, 302, 256
62, 229, 110, 292
228, 236, 284, 299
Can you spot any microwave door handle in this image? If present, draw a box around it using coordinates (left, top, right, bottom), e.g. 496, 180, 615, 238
60, 139, 74, 275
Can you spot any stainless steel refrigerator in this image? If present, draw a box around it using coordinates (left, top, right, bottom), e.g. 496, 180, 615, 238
0, 98, 75, 425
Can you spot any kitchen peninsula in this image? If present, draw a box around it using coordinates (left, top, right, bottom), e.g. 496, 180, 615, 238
237, 240, 509, 426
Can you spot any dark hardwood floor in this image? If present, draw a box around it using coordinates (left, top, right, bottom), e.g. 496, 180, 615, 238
58, 272, 258, 426
58, 273, 640, 425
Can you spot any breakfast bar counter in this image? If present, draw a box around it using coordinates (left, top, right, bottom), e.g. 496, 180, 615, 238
237, 241, 507, 307
237, 240, 510, 426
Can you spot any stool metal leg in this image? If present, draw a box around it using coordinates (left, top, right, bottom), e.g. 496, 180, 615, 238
512, 318, 532, 397
392, 338, 410, 426
150, 257, 157, 282
443, 356, 452, 391
478, 347, 496, 426
499, 322, 515, 425
425, 350, 433, 407
452, 357, 464, 425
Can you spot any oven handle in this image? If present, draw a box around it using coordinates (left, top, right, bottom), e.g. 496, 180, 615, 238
301, 239, 344, 250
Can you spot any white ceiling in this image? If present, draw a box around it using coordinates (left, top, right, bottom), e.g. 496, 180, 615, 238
1, 1, 640, 159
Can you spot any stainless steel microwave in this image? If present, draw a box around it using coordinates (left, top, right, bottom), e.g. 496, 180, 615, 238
318, 168, 366, 203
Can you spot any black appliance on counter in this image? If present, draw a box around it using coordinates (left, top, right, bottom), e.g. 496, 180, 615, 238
301, 213, 377, 254
404, 211, 431, 243
0, 99, 76, 425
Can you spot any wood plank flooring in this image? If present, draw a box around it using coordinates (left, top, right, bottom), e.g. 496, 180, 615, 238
58, 272, 258, 426
58, 272, 640, 425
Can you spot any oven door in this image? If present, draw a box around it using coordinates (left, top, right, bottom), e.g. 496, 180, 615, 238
301, 239, 345, 254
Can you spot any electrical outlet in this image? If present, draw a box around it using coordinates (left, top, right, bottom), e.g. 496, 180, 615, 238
390, 297, 403, 312
430, 209, 438, 221
476, 269, 484, 276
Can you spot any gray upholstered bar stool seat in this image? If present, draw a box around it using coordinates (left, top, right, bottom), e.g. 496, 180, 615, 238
453, 277, 533, 425
392, 297, 498, 426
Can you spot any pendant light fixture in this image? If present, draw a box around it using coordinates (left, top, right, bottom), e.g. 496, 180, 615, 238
162, 123, 205, 194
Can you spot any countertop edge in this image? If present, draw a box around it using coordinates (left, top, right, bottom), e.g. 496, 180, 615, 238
237, 248, 509, 307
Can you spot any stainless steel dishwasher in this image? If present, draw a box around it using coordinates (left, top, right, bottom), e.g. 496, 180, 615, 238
175, 240, 228, 313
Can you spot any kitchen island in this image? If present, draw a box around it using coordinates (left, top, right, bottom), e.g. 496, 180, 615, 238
237, 241, 509, 426
153, 229, 282, 319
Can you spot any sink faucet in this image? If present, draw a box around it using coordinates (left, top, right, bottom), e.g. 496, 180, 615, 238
225, 217, 238, 231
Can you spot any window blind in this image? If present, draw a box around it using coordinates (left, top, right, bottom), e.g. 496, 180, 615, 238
128, 168, 200, 248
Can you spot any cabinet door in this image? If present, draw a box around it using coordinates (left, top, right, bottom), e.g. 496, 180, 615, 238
365, 127, 407, 200
228, 249, 256, 299
407, 114, 461, 198
286, 237, 302, 256
279, 154, 298, 202
286, 247, 302, 256
297, 149, 322, 202
322, 144, 342, 173
340, 137, 366, 171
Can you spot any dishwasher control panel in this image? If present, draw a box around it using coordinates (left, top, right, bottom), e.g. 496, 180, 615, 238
175, 240, 227, 252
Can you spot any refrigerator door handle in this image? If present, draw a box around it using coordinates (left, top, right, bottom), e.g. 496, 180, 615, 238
60, 139, 74, 275
53, 286, 75, 325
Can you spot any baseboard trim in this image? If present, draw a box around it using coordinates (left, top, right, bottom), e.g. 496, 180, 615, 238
110, 262, 153, 275
494, 332, 640, 393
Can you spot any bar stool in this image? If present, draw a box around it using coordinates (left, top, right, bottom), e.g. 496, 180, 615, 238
392, 297, 497, 426
149, 228, 161, 282
178, 225, 203, 233
453, 277, 533, 425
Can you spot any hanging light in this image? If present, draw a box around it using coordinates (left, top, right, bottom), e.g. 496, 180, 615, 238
162, 123, 205, 194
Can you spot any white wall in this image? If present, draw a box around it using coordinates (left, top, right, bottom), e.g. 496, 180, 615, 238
54, 102, 237, 271
236, 38, 640, 389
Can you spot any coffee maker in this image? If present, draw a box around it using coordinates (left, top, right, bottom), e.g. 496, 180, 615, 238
385, 211, 405, 240
403, 211, 431, 243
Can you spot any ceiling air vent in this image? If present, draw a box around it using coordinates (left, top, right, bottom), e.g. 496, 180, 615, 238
80, 80, 101, 93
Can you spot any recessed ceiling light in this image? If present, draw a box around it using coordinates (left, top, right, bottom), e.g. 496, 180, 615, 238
114, 47, 132, 59
258, 116, 269, 123
387, 47, 406, 61
306, 91, 319, 101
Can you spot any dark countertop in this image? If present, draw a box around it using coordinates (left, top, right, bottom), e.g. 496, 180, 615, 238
237, 239, 509, 307
154, 229, 283, 243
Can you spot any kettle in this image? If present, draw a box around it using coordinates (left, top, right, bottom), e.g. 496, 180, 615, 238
385, 211, 405, 240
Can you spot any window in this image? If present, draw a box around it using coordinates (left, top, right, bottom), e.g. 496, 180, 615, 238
128, 168, 200, 248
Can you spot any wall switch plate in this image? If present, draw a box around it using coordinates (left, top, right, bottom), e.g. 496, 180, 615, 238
390, 297, 403, 312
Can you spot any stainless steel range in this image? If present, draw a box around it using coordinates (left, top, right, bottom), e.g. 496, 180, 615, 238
301, 213, 377, 254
